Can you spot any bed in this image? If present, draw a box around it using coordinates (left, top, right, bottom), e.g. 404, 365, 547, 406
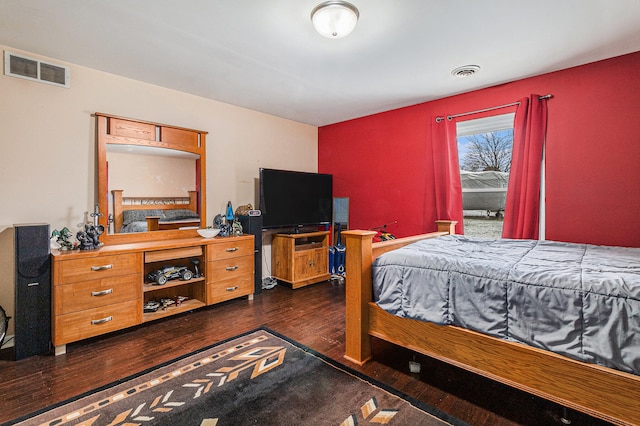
111, 189, 201, 233
342, 221, 640, 425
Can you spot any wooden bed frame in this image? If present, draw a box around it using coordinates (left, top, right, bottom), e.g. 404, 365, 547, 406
342, 221, 640, 425
111, 189, 200, 232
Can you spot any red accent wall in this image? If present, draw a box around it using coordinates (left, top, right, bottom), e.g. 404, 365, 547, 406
318, 51, 640, 247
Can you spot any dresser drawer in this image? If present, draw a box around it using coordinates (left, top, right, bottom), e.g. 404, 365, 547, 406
56, 253, 142, 283
53, 299, 142, 346
206, 238, 253, 261
207, 255, 253, 281
207, 275, 253, 305
54, 274, 141, 315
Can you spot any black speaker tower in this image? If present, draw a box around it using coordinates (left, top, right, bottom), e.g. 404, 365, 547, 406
14, 223, 51, 359
238, 215, 262, 294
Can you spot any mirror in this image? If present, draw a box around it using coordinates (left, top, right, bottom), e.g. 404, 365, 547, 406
96, 113, 207, 245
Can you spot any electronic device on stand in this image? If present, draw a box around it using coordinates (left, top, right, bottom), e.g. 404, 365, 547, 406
238, 213, 263, 294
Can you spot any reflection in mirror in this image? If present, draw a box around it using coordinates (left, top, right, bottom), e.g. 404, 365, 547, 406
96, 113, 207, 245
106, 145, 200, 234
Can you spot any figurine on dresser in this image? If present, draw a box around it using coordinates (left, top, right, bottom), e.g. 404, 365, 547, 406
76, 203, 105, 250
77, 224, 105, 250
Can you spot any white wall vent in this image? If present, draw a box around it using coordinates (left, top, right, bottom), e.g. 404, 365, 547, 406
3, 51, 70, 88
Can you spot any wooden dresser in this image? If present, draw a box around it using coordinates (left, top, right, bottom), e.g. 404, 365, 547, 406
51, 235, 254, 355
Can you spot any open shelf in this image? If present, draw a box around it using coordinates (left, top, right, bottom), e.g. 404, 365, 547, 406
295, 241, 323, 251
143, 276, 205, 293
142, 298, 205, 322
144, 246, 203, 263
143, 244, 207, 317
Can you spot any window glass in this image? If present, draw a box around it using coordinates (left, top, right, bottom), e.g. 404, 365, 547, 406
457, 114, 514, 238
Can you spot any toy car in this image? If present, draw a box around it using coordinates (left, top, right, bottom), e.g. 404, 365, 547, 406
143, 301, 160, 312
147, 266, 193, 285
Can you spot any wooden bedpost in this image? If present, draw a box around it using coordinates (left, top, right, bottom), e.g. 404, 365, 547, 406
188, 190, 198, 208
111, 190, 124, 233
343, 230, 376, 365
435, 220, 457, 234
145, 216, 161, 231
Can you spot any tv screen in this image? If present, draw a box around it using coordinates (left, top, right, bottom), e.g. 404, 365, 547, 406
259, 168, 333, 229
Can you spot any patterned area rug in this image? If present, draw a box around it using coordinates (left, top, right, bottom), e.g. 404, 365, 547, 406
11, 328, 466, 425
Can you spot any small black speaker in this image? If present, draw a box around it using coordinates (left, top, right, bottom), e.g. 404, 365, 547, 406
238, 215, 262, 294
14, 223, 51, 359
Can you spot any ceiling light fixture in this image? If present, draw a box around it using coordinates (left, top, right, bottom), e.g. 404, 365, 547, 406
451, 65, 481, 78
311, 1, 359, 39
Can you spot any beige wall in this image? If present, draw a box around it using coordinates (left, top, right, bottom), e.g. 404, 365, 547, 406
0, 45, 318, 328
0, 45, 317, 229
107, 151, 196, 198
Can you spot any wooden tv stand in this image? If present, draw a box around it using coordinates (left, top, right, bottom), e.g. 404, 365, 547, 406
51, 235, 254, 355
271, 231, 331, 289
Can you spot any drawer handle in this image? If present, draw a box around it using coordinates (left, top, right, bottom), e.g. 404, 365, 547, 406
91, 316, 113, 325
91, 288, 113, 297
226, 247, 239, 252
226, 286, 238, 292
226, 266, 239, 271
91, 264, 113, 271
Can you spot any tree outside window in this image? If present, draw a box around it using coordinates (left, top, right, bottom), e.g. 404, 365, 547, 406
459, 130, 513, 172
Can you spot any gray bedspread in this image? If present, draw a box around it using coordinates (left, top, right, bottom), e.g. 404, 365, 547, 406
372, 235, 640, 375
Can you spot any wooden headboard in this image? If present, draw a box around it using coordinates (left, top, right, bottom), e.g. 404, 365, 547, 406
111, 189, 199, 233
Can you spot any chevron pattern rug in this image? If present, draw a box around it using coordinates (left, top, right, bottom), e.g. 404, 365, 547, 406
11, 328, 465, 425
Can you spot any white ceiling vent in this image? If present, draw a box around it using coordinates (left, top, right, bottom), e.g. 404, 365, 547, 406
3, 51, 70, 88
451, 65, 481, 78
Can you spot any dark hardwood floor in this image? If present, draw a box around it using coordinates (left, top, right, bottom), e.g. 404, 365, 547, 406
0, 281, 611, 425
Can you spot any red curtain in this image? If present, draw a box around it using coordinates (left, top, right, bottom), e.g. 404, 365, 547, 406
431, 116, 464, 234
502, 95, 548, 239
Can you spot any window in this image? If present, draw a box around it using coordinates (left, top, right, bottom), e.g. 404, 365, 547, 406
456, 113, 514, 238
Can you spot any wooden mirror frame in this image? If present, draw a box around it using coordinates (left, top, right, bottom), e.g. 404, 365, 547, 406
96, 113, 207, 245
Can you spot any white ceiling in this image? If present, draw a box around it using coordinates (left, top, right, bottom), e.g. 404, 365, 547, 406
1, 1, 639, 126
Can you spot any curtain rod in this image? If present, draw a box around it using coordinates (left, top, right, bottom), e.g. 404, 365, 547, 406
435, 94, 553, 122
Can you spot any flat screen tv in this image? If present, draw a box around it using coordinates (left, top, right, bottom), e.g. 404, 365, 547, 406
259, 168, 333, 229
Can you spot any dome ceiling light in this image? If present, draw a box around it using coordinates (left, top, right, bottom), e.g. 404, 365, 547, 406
311, 1, 359, 39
